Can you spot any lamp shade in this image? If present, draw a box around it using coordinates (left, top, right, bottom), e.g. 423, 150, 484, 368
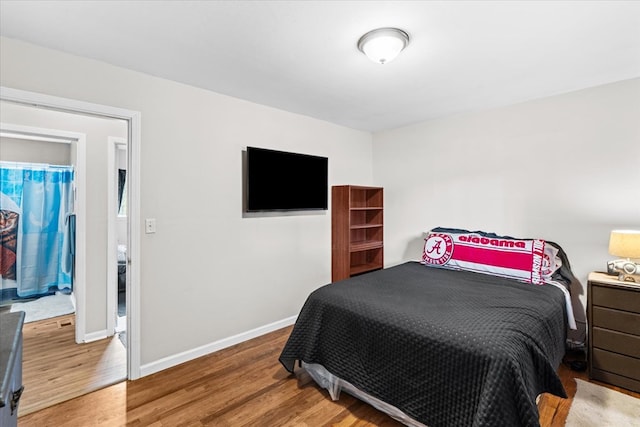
609, 229, 640, 258
357, 28, 409, 64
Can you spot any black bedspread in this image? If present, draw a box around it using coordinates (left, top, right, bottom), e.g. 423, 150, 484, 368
279, 262, 568, 427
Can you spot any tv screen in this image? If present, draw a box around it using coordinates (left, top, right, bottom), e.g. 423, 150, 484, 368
246, 147, 328, 212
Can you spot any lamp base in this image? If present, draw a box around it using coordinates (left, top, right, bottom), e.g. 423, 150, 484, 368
608, 258, 640, 283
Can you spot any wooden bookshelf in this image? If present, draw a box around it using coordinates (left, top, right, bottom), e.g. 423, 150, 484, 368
332, 185, 383, 281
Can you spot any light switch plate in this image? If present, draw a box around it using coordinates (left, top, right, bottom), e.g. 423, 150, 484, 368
145, 218, 156, 234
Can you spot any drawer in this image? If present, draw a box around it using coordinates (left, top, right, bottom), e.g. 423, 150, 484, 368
592, 348, 640, 381
590, 368, 640, 393
592, 327, 640, 358
592, 285, 640, 313
592, 306, 640, 336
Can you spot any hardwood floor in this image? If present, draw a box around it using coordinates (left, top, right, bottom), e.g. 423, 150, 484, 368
18, 325, 640, 427
19, 314, 127, 416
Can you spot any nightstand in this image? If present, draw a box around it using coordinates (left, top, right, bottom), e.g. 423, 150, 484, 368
587, 272, 640, 392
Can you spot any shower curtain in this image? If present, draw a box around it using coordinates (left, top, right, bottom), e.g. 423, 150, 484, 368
0, 162, 74, 297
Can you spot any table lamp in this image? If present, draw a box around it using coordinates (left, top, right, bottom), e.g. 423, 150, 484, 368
608, 229, 640, 282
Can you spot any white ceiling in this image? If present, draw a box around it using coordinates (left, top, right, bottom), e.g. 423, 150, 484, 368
1, 1, 639, 132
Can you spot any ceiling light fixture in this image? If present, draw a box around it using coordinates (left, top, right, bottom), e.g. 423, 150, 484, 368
357, 27, 410, 65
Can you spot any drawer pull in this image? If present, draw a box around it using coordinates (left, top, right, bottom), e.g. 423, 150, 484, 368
10, 386, 24, 416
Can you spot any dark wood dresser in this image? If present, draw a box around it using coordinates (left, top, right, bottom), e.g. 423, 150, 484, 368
587, 272, 640, 392
0, 310, 25, 427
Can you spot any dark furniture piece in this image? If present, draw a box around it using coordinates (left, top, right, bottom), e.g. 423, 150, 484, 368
118, 244, 127, 293
281, 262, 571, 427
331, 185, 383, 281
0, 311, 25, 427
588, 271, 640, 392
118, 263, 126, 293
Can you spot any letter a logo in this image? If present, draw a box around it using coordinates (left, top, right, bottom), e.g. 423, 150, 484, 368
427, 239, 443, 255
422, 233, 453, 265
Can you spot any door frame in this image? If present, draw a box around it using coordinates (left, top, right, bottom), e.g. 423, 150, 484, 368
0, 122, 86, 342
1, 86, 142, 379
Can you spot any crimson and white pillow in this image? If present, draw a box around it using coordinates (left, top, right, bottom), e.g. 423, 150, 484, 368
421, 228, 561, 285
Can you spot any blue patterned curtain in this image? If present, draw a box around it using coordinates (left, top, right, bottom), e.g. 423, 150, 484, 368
0, 163, 74, 297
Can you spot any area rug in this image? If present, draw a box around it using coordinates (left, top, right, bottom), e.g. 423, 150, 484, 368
565, 378, 640, 427
10, 292, 75, 323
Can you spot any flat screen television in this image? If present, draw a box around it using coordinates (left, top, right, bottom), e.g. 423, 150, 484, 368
246, 147, 328, 212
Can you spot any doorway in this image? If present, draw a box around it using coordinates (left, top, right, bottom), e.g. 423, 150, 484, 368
0, 123, 86, 324
0, 118, 128, 415
1, 85, 142, 381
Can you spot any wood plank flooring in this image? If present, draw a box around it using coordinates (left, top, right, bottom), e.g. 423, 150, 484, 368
19, 314, 127, 416
18, 325, 640, 426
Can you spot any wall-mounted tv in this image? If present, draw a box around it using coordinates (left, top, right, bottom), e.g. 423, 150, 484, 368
246, 147, 328, 212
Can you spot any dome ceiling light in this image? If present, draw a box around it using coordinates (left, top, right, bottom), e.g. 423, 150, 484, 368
357, 27, 410, 65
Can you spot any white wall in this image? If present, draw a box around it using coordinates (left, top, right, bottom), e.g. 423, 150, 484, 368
373, 77, 640, 342
0, 37, 373, 366
0, 136, 71, 165
0, 101, 128, 333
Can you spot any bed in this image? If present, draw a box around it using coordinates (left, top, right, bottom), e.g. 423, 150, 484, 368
279, 229, 576, 427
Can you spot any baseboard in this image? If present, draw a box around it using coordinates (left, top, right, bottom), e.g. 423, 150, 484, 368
83, 329, 109, 343
140, 315, 297, 378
